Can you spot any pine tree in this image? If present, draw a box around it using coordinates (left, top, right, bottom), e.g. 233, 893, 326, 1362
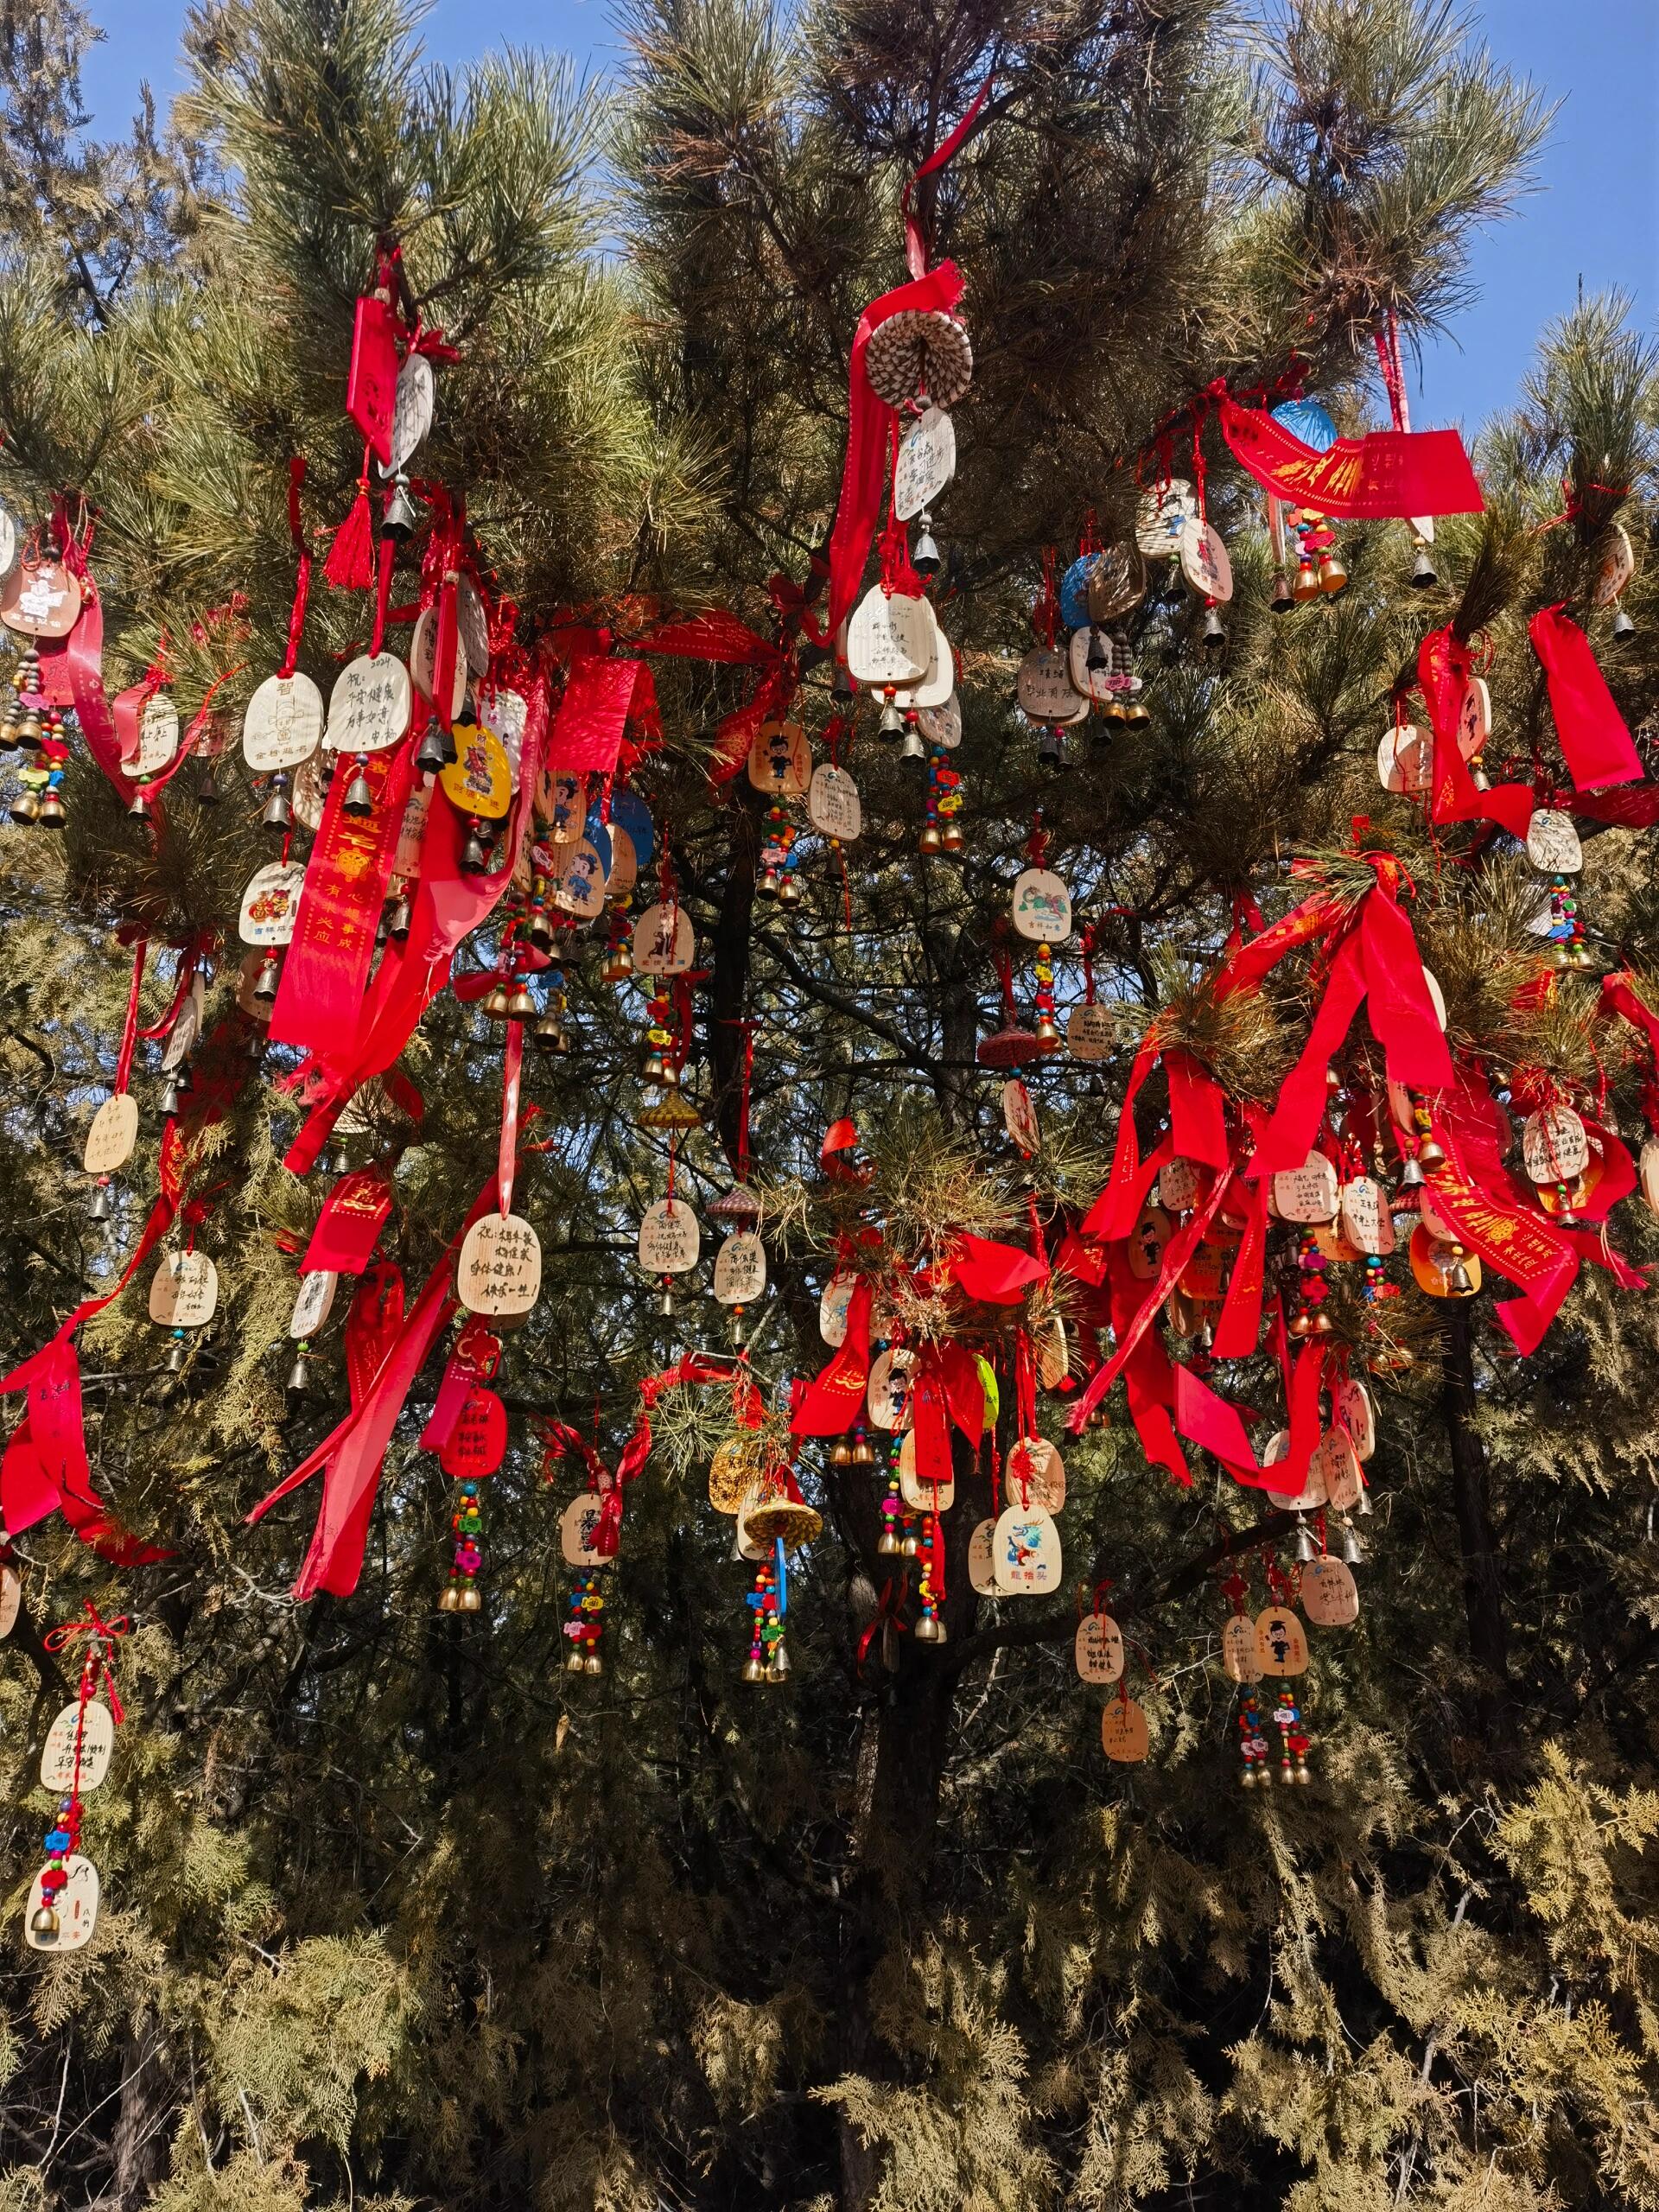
5, 4, 1659, 2212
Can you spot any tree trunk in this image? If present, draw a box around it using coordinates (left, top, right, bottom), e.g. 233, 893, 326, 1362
709, 787, 762, 1171
1440, 1305, 1516, 1746
92, 2010, 174, 2209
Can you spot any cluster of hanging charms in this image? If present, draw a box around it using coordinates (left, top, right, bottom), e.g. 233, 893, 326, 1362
1060, 513, 1149, 736
1073, 1571, 1151, 1764
545, 1418, 615, 1675
750, 710, 810, 904
1258, 399, 1349, 607
2, 521, 80, 828
29, 1605, 127, 1949
1525, 802, 1596, 970
632, 854, 697, 1127
1135, 410, 1235, 652
740, 1451, 821, 1681
1015, 548, 1089, 768
435, 1319, 505, 1613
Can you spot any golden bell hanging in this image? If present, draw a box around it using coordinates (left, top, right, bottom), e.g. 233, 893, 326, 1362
758, 867, 781, 898
1318, 549, 1348, 595
940, 820, 963, 852
900, 1532, 919, 1558
37, 789, 64, 829
659, 1058, 682, 1090
602, 946, 632, 983
1414, 1135, 1446, 1172
741, 1656, 767, 1684
642, 1049, 666, 1082
482, 982, 512, 1020
832, 1440, 852, 1467
852, 1438, 874, 1468
918, 823, 942, 855
16, 709, 41, 749
912, 1613, 944, 1644
1292, 560, 1322, 604
877, 1527, 902, 1556
779, 873, 803, 907
439, 1582, 462, 1614
1287, 1309, 1313, 1339
10, 786, 40, 824
505, 981, 537, 1020
29, 1904, 59, 1940
458, 1583, 482, 1613
583, 1650, 603, 1675
1269, 569, 1294, 614
1033, 1012, 1062, 1052
564, 1644, 586, 1670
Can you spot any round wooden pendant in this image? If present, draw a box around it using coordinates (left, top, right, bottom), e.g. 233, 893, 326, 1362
992, 1504, 1062, 1595
25, 1854, 99, 1952
1159, 1156, 1201, 1214
1376, 723, 1432, 796
440, 1384, 509, 1478
1068, 1002, 1113, 1061
866, 1347, 914, 1431
893, 404, 956, 519
1179, 518, 1232, 602
131, 692, 180, 778
42, 1700, 115, 1791
149, 1250, 219, 1327
1456, 675, 1490, 762
456, 1213, 542, 1315
1312, 1427, 1363, 1510
1128, 1204, 1173, 1281
1336, 1373, 1376, 1459
917, 695, 961, 747
1593, 524, 1636, 610
560, 1492, 610, 1567
1135, 477, 1196, 557
713, 1230, 766, 1306
1, 556, 80, 638
242, 671, 324, 772
83, 1093, 137, 1176
439, 724, 512, 820
1408, 1224, 1481, 1298
1101, 1694, 1150, 1763
1007, 1434, 1065, 1512
639, 1198, 699, 1276
552, 838, 608, 919
845, 584, 931, 686
808, 764, 861, 841
632, 902, 695, 976
1526, 808, 1582, 875
1036, 1316, 1069, 1391
1272, 1154, 1339, 1224
1076, 1611, 1124, 1684
1339, 1176, 1394, 1256
747, 717, 810, 797
968, 1517, 999, 1595
1262, 1429, 1325, 1513
1002, 1078, 1041, 1155
1222, 1613, 1262, 1683
1300, 1556, 1359, 1627
1015, 647, 1087, 724
1011, 867, 1072, 944
1255, 1605, 1309, 1677
290, 747, 327, 830
238, 858, 307, 947
327, 653, 412, 754
897, 605, 955, 711
1522, 1104, 1588, 1184
537, 768, 588, 840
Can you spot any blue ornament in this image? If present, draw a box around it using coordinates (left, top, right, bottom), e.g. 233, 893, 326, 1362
1059, 555, 1096, 632
609, 790, 655, 868
1271, 399, 1338, 454
581, 814, 613, 880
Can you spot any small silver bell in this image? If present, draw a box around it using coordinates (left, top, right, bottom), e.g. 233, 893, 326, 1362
382, 475, 420, 538
899, 724, 925, 764
1397, 1156, 1425, 1190
728, 1308, 748, 1346
285, 1351, 309, 1395
342, 769, 375, 817
159, 1076, 182, 1117
461, 831, 488, 872
414, 723, 448, 774
1338, 1520, 1364, 1567
1038, 727, 1065, 770
912, 1613, 944, 1644
656, 1287, 677, 1319
1611, 606, 1635, 643
1202, 606, 1226, 649
386, 895, 411, 940
1293, 1515, 1318, 1563
1085, 626, 1111, 673
1270, 569, 1294, 613
1445, 1250, 1475, 1296
912, 521, 941, 577
325, 1143, 352, 1177
766, 1640, 791, 1681
832, 660, 855, 702
196, 761, 220, 805
1410, 543, 1439, 588
878, 699, 904, 738
262, 774, 292, 830
127, 786, 150, 819
166, 1335, 188, 1374
89, 1181, 114, 1222
253, 954, 282, 1001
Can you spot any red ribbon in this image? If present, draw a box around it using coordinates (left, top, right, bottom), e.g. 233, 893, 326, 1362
791, 1278, 874, 1436
1417, 626, 1534, 837
901, 73, 994, 278
1216, 389, 1483, 520
302, 1167, 393, 1276
112, 938, 148, 1095
544, 655, 658, 777
1529, 604, 1644, 791
498, 1019, 524, 1218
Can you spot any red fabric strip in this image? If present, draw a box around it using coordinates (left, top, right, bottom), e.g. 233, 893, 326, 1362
1217, 392, 1483, 519
1529, 605, 1643, 791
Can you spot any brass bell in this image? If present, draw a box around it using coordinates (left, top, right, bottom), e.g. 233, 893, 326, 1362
766, 1641, 791, 1681
415, 722, 448, 775
253, 954, 281, 1001
458, 1583, 482, 1613
482, 982, 512, 1020
659, 1058, 682, 1090
325, 1143, 352, 1177
940, 820, 963, 852
912, 521, 941, 577
1444, 1245, 1474, 1295
728, 1309, 748, 1346
779, 872, 803, 906
38, 788, 65, 828
602, 944, 632, 983
912, 1613, 944, 1644
1410, 542, 1438, 588
758, 867, 780, 899
1310, 1309, 1333, 1333
901, 1533, 919, 1559
1201, 606, 1226, 647
582, 1650, 603, 1675
1611, 606, 1635, 644
29, 1904, 59, 1940
1287, 1310, 1313, 1339
89, 1180, 114, 1222
831, 1440, 851, 1467
1270, 569, 1294, 613
440, 1583, 463, 1613
386, 896, 411, 941
899, 723, 926, 764
918, 823, 942, 855
1033, 1012, 1062, 1052
505, 981, 537, 1020
16, 709, 41, 748
877, 1527, 902, 1556
741, 1656, 767, 1684
262, 774, 292, 830
1124, 696, 1151, 727
525, 909, 554, 954
878, 698, 904, 738
564, 1643, 585, 1669
1414, 1135, 1446, 1173
10, 786, 40, 824
533, 1012, 568, 1050
1292, 560, 1321, 604
1318, 550, 1348, 595
852, 1438, 874, 1468
642, 1049, 666, 1083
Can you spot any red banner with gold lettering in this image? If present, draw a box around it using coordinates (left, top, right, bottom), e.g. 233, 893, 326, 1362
1217, 393, 1483, 520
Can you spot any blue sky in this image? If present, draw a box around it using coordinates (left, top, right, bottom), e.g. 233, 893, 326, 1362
79, 0, 1655, 434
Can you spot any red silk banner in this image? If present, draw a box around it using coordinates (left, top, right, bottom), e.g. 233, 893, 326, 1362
544, 657, 655, 777
302, 1168, 393, 1275
1529, 605, 1644, 791
826, 260, 965, 639
943, 1232, 1046, 1304
632, 610, 791, 783
346, 1262, 404, 1407
346, 294, 400, 464
791, 1278, 874, 1436
1418, 626, 1533, 838
270, 740, 415, 1057
1425, 1174, 1579, 1357
1217, 392, 1483, 520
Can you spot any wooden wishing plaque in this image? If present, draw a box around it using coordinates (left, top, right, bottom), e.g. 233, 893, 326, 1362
1101, 1694, 1150, 1763
993, 1504, 1062, 1595
42, 1700, 115, 1791
243, 671, 325, 772
638, 1198, 700, 1276
1300, 1556, 1359, 1627
149, 1250, 219, 1327
25, 1856, 98, 1952
457, 1214, 542, 1315
83, 1093, 137, 1176
1075, 1611, 1124, 1684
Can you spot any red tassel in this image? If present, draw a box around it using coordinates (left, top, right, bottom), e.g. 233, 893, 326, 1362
323, 480, 376, 591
